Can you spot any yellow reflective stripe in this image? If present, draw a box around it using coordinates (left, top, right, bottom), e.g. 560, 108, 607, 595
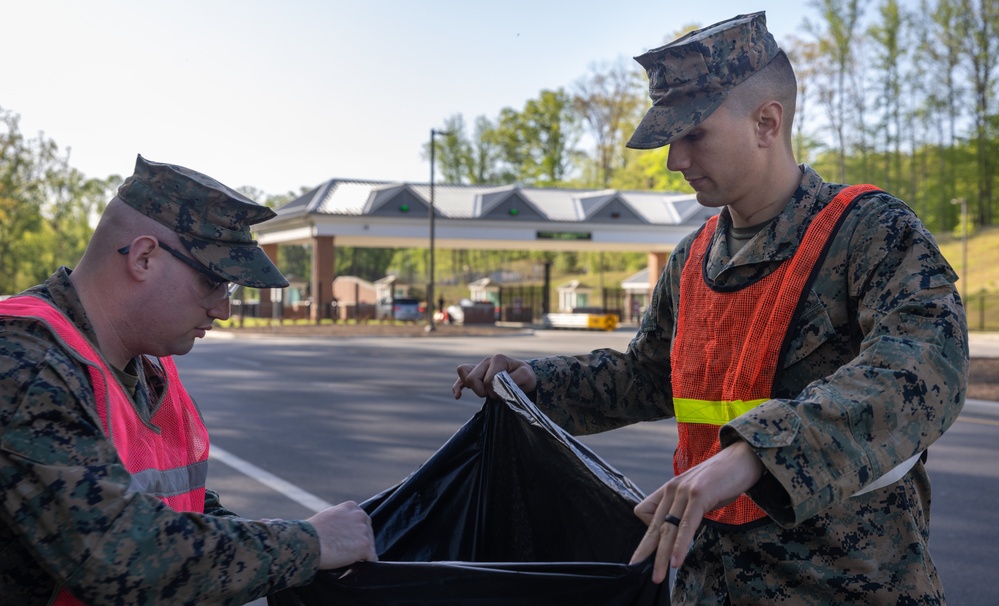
674, 397, 769, 425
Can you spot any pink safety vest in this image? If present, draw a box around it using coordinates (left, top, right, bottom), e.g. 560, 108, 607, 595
0, 295, 210, 604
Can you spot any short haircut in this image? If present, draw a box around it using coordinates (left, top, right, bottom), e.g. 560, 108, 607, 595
726, 50, 797, 143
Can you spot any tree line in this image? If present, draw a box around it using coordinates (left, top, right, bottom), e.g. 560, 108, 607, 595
0, 108, 119, 295
427, 0, 998, 236
3, 0, 997, 293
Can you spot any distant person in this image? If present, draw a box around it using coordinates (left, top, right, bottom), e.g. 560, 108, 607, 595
453, 12, 968, 604
0, 155, 376, 604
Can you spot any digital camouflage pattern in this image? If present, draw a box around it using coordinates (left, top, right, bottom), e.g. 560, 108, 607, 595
627, 11, 781, 150
529, 165, 968, 605
0, 268, 318, 605
117, 154, 289, 289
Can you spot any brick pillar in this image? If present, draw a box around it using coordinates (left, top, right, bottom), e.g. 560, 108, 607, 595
258, 243, 280, 319
647, 251, 669, 298
311, 236, 335, 323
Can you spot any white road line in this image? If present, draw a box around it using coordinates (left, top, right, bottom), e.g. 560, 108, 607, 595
209, 446, 333, 513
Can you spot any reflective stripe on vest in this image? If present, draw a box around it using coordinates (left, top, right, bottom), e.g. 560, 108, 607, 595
0, 295, 210, 604
671, 185, 880, 528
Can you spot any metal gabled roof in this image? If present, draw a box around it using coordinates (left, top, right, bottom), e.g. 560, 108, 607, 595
274, 179, 704, 226
576, 190, 647, 223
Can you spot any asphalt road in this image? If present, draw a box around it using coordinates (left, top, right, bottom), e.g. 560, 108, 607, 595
174, 329, 999, 605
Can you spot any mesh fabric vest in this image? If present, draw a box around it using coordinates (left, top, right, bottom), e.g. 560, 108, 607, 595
0, 296, 210, 604
671, 185, 879, 527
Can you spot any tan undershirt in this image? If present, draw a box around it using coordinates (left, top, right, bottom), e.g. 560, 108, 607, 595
727, 220, 772, 255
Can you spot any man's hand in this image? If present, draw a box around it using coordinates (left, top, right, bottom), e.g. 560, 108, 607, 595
307, 501, 378, 570
452, 354, 537, 400
629, 440, 764, 583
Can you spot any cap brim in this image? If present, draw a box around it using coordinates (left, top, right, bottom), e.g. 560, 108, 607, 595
626, 92, 726, 150
180, 235, 289, 289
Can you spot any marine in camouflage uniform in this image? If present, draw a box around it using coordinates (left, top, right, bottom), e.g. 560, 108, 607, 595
523, 13, 968, 605
0, 156, 372, 604
530, 164, 967, 604
0, 270, 319, 604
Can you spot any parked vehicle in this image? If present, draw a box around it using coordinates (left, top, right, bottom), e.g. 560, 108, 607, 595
443, 304, 463, 325
443, 299, 498, 325
376, 297, 423, 322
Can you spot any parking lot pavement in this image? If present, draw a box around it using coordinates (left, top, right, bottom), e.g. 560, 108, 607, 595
185, 328, 997, 605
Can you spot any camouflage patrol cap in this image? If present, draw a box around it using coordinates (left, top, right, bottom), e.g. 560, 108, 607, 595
627, 11, 781, 149
116, 154, 289, 288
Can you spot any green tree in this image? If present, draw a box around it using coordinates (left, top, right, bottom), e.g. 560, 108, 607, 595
0, 107, 117, 294
869, 0, 906, 192
279, 244, 311, 282
422, 114, 475, 185
525, 89, 582, 184
807, 0, 870, 182
430, 114, 513, 185
0, 108, 45, 294
573, 58, 646, 187
955, 0, 998, 225
469, 115, 504, 184
922, 0, 965, 228
488, 89, 581, 185
611, 146, 690, 193
338, 246, 396, 282
783, 34, 828, 165
491, 106, 530, 183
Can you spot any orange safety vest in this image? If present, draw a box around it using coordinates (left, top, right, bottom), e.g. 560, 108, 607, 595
0, 295, 210, 604
671, 185, 880, 528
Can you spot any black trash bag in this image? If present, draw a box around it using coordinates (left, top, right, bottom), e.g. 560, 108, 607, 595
268, 372, 669, 606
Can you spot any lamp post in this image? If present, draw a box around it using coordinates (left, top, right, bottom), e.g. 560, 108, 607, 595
951, 197, 968, 303
427, 128, 450, 332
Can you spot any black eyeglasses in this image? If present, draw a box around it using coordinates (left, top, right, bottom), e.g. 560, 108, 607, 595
118, 240, 239, 308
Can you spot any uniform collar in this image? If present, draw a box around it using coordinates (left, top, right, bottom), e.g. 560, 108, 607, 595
40, 267, 163, 412
37, 266, 101, 345
703, 165, 827, 283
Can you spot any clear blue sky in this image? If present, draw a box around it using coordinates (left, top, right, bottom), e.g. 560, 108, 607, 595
5, 1, 820, 197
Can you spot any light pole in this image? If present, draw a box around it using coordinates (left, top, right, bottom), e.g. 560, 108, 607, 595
951, 197, 968, 303
427, 128, 450, 332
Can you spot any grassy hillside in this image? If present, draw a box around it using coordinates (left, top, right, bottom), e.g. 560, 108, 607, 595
935, 224, 999, 295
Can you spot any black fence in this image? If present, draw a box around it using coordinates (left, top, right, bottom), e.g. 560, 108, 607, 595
965, 291, 999, 332
229, 289, 999, 332
603, 288, 626, 321
497, 285, 545, 323
497, 286, 629, 324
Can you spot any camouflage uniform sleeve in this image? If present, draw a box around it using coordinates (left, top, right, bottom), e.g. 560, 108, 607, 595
0, 325, 320, 604
204, 488, 240, 518
719, 195, 969, 527
528, 250, 681, 435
